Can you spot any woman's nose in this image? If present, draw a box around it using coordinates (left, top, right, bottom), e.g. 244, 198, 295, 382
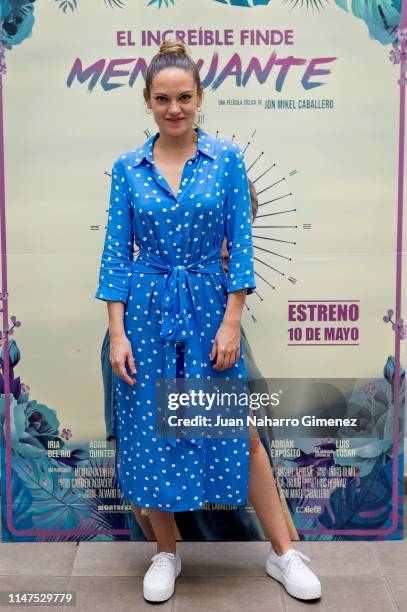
169, 101, 181, 114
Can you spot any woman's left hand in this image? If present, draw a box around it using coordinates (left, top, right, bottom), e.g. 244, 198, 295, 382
210, 319, 241, 371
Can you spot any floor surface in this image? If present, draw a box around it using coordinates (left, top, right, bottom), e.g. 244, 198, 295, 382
0, 500, 405, 611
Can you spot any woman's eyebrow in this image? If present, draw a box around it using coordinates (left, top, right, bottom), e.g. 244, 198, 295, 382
153, 90, 194, 95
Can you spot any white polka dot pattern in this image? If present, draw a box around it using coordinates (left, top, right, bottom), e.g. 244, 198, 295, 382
94, 128, 256, 511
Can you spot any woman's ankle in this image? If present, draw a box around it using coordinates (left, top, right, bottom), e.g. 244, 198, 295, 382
156, 546, 177, 554
270, 541, 293, 556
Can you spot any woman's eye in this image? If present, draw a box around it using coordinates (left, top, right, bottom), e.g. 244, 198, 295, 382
154, 95, 191, 103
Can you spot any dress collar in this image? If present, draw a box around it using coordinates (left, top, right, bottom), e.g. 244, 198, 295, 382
131, 127, 216, 167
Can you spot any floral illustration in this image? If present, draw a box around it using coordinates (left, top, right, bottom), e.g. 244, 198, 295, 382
389, 27, 407, 85
61, 427, 72, 440
334, 0, 402, 45
0, 1, 35, 50
274, 356, 404, 539
0, 338, 143, 541
1, 0, 402, 54
383, 308, 406, 340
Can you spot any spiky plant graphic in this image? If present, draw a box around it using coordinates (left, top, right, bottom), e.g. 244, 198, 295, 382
147, 0, 176, 6
283, 0, 329, 12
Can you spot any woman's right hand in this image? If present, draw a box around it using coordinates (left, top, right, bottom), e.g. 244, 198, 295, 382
109, 334, 137, 386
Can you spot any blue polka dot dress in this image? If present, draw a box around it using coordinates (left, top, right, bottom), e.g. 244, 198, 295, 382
95, 127, 256, 511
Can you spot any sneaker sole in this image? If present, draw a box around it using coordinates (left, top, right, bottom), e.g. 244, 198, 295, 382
143, 558, 182, 603
266, 559, 321, 600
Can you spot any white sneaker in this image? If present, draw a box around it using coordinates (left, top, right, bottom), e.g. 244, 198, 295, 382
143, 551, 182, 602
266, 545, 321, 600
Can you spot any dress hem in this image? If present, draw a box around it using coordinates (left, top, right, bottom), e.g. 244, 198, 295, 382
121, 497, 250, 512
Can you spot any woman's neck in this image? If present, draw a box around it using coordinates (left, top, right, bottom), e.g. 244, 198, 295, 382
155, 127, 198, 153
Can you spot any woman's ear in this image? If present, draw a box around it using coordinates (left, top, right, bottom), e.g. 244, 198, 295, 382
143, 88, 151, 108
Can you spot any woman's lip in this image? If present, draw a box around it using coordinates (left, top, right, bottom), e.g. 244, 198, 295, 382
167, 118, 184, 122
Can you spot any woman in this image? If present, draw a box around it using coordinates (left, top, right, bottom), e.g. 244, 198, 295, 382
95, 39, 322, 604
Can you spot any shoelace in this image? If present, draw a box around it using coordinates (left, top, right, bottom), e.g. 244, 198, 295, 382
149, 552, 176, 571
284, 550, 311, 571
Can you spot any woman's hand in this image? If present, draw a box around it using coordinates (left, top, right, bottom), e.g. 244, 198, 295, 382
210, 319, 241, 371
109, 333, 137, 385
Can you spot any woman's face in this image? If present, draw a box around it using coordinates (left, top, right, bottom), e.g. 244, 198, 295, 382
145, 67, 203, 137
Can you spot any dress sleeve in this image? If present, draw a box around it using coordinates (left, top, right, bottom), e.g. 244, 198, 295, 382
224, 146, 256, 295
95, 158, 134, 304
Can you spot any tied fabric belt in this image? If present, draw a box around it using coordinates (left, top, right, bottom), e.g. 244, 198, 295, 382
131, 244, 226, 448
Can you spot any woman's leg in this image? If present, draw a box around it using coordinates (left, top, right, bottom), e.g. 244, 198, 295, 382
146, 509, 177, 554
247, 425, 293, 555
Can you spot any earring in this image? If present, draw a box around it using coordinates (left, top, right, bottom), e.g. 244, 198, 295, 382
145, 107, 152, 114
197, 106, 202, 112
